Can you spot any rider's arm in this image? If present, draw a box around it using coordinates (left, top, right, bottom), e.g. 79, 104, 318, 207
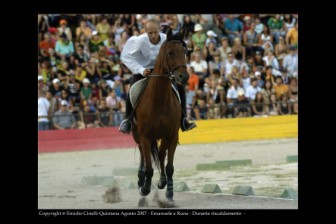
120, 36, 146, 76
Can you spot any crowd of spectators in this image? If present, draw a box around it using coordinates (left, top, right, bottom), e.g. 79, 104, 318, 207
38, 14, 298, 131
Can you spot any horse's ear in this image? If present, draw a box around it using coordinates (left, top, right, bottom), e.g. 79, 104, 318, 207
179, 28, 186, 39
166, 28, 173, 40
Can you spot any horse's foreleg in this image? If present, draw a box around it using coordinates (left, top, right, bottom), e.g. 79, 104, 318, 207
157, 140, 168, 189
139, 139, 153, 196
137, 145, 145, 188
165, 137, 177, 201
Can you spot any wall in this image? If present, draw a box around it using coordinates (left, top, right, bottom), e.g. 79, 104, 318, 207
38, 115, 298, 153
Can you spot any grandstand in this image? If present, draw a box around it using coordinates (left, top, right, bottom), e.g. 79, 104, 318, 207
38, 14, 298, 131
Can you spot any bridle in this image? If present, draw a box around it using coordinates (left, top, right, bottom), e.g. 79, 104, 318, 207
148, 40, 187, 81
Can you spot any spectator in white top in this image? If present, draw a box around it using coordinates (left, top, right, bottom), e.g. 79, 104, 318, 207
263, 50, 281, 76
224, 52, 240, 80
205, 30, 218, 47
119, 19, 196, 134
245, 78, 262, 101
218, 36, 232, 62
283, 45, 298, 77
38, 90, 50, 131
240, 71, 251, 91
226, 78, 244, 105
190, 51, 208, 74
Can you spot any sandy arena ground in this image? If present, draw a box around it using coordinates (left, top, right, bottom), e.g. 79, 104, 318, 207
38, 138, 298, 209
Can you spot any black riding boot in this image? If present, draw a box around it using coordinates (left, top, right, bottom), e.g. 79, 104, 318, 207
119, 94, 132, 134
177, 84, 196, 132
119, 74, 145, 134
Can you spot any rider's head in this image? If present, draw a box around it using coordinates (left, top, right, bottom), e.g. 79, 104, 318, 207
145, 19, 161, 45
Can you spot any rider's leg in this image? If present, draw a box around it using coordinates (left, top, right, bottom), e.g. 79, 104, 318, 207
119, 74, 145, 134
177, 84, 196, 132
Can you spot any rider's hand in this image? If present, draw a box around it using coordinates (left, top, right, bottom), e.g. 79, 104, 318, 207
143, 69, 151, 77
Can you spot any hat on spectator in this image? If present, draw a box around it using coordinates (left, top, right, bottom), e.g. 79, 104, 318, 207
206, 30, 217, 37
52, 78, 60, 84
61, 100, 68, 106
238, 89, 245, 96
255, 71, 261, 76
83, 78, 90, 84
60, 19, 67, 25
38, 75, 44, 81
194, 24, 203, 32
255, 51, 261, 55
92, 30, 99, 36
244, 16, 251, 21
49, 27, 58, 34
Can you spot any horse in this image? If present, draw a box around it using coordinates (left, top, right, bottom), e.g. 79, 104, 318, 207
131, 28, 188, 201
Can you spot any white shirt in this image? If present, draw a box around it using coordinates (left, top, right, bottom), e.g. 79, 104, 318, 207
261, 34, 272, 43
227, 86, 244, 100
283, 53, 298, 76
224, 59, 240, 78
38, 97, 50, 122
245, 85, 262, 100
190, 60, 208, 73
263, 56, 279, 70
241, 77, 251, 90
120, 32, 167, 76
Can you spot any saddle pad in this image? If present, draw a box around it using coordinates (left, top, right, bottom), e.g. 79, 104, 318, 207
129, 78, 181, 109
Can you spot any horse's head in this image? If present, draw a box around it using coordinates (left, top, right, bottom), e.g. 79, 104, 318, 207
155, 28, 189, 85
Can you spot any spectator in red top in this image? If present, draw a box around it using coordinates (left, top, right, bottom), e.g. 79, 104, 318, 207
187, 66, 200, 92
39, 33, 55, 59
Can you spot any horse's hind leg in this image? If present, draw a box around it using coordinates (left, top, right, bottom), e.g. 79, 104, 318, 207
165, 137, 178, 201
139, 138, 153, 196
157, 140, 168, 189
137, 145, 145, 188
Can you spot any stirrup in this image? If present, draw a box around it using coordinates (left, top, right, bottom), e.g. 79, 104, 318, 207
182, 117, 196, 132
119, 119, 131, 134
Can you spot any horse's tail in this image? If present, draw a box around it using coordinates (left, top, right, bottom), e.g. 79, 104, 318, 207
151, 141, 160, 174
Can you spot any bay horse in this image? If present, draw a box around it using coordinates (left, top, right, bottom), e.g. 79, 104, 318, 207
131, 28, 188, 201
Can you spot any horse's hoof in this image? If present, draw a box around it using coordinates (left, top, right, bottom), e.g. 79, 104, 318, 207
140, 187, 151, 196
157, 180, 167, 189
165, 190, 174, 200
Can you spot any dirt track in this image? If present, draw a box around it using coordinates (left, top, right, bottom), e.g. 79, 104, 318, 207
38, 138, 298, 209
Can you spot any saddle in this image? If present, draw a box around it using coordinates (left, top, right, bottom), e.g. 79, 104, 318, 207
129, 78, 181, 110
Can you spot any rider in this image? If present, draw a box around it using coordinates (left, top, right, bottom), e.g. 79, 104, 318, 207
119, 19, 196, 134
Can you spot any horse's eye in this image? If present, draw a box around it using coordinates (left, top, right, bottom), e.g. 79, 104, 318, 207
168, 51, 174, 56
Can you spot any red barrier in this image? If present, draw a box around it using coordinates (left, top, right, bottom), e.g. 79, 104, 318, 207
38, 127, 136, 153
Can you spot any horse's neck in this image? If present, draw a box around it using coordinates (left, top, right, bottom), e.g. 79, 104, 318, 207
147, 76, 172, 103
